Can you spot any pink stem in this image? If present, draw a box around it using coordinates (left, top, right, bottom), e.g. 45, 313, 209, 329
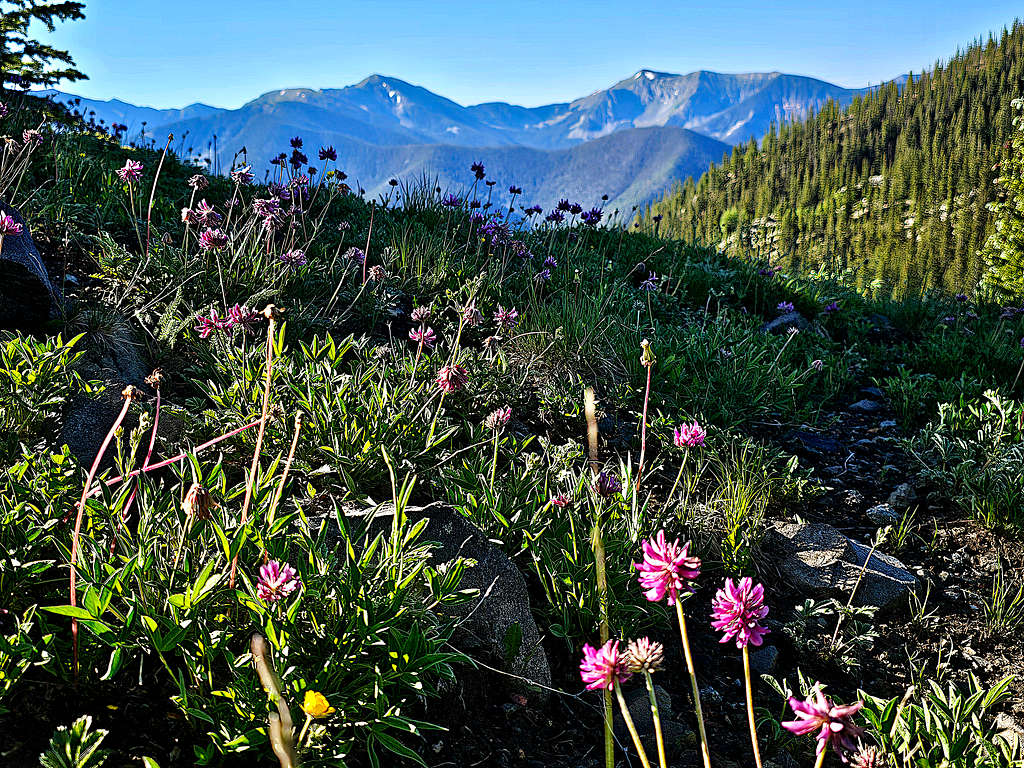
635, 365, 652, 491
120, 387, 161, 526
91, 417, 261, 498
70, 390, 134, 680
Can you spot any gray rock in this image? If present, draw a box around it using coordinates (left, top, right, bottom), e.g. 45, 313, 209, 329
60, 327, 151, 467
888, 483, 917, 509
0, 201, 60, 329
765, 522, 917, 612
760, 311, 810, 335
866, 503, 900, 526
996, 713, 1024, 755
614, 683, 693, 758
860, 386, 885, 399
330, 502, 551, 693
749, 645, 779, 674
849, 399, 882, 414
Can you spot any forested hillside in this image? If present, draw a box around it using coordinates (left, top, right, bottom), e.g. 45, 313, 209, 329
646, 22, 1024, 298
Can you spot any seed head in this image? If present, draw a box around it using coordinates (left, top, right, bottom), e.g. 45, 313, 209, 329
625, 637, 665, 673
183, 482, 214, 521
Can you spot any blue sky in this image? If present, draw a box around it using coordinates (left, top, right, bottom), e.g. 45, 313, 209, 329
38, 0, 1021, 109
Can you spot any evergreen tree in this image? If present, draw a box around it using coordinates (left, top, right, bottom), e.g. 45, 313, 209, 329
0, 1, 86, 91
981, 98, 1024, 298
647, 22, 1024, 298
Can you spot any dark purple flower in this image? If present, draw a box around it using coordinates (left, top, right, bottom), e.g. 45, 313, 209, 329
188, 174, 209, 191
231, 165, 254, 185
278, 249, 307, 268
116, 159, 144, 183
509, 185, 522, 195
436, 364, 468, 393
823, 301, 840, 314
409, 326, 436, 348
198, 228, 229, 251
545, 211, 565, 224
580, 207, 603, 226
568, 203, 583, 216
556, 199, 571, 212
471, 161, 485, 180
290, 136, 303, 149
442, 193, 462, 208
640, 273, 659, 292
777, 301, 796, 314
543, 255, 558, 269
345, 247, 365, 264
494, 305, 519, 330
22, 129, 42, 146
319, 146, 337, 162
227, 304, 261, 331
534, 268, 551, 282
525, 205, 542, 216
592, 471, 622, 498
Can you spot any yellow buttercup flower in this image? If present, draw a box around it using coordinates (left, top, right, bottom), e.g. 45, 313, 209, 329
302, 690, 335, 719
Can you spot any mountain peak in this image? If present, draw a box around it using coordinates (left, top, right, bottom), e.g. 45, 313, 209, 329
632, 69, 676, 81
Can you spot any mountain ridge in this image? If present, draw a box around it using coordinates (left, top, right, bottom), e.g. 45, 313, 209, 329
39, 68, 883, 211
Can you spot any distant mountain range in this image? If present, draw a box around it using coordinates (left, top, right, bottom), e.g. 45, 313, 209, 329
40, 70, 881, 211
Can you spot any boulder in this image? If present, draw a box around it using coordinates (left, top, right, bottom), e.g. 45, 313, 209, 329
760, 311, 810, 335
849, 399, 883, 414
749, 645, 779, 675
0, 201, 60, 330
888, 483, 917, 510
765, 522, 916, 612
614, 683, 693, 758
866, 503, 900, 526
331, 502, 551, 693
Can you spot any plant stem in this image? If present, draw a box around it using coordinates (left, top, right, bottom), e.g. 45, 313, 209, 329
489, 430, 499, 493
267, 411, 303, 526
97, 418, 261, 493
593, 517, 614, 768
813, 749, 827, 768
614, 681, 652, 768
661, 451, 688, 515
425, 391, 447, 448
145, 134, 172, 255
643, 670, 667, 768
742, 645, 763, 768
229, 309, 278, 590
297, 713, 313, 747
635, 363, 652, 494
675, 600, 712, 768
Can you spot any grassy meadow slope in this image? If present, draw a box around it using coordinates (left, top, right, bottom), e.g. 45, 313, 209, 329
1, 95, 1023, 767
